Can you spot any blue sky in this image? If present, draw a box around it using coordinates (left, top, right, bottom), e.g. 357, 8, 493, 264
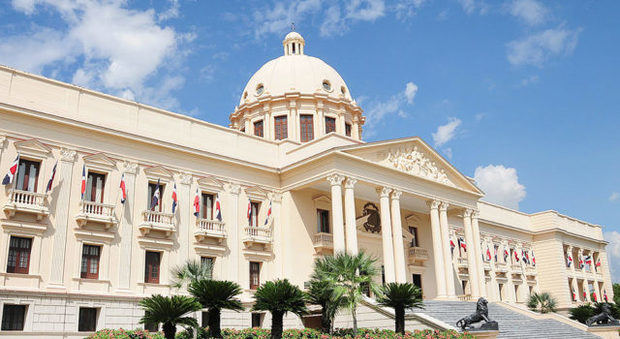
1, 1, 619, 278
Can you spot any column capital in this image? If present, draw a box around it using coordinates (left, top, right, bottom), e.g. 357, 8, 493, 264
179, 173, 193, 185
326, 174, 345, 186
224, 182, 241, 195
344, 177, 357, 189
267, 191, 282, 202
463, 208, 473, 217
121, 161, 138, 174
439, 201, 449, 212
471, 210, 480, 219
427, 199, 441, 210
59, 148, 77, 162
390, 189, 402, 201
376, 187, 392, 198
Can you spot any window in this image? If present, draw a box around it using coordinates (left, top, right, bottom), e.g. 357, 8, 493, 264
317, 209, 330, 233
201, 193, 214, 219
201, 256, 214, 279
253, 120, 264, 137
145, 251, 161, 284
78, 307, 98, 332
250, 202, 260, 227
250, 261, 261, 289
412, 274, 422, 293
85, 172, 106, 203
408, 227, 419, 247
256, 84, 264, 96
201, 312, 209, 328
322, 80, 331, 91
1, 304, 26, 331
274, 116, 288, 140
345, 123, 352, 137
81, 245, 101, 279
15, 159, 40, 192
381, 265, 385, 285
7, 236, 32, 274
300, 115, 314, 142
144, 322, 158, 332
147, 182, 165, 212
251, 313, 263, 328
325, 117, 336, 134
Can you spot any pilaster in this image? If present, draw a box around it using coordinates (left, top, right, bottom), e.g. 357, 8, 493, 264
390, 190, 406, 283
117, 161, 138, 291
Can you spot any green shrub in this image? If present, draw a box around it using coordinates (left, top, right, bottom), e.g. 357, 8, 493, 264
332, 328, 472, 338
569, 304, 595, 324
87, 328, 165, 339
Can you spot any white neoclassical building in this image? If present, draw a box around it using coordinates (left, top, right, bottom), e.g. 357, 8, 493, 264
0, 32, 613, 337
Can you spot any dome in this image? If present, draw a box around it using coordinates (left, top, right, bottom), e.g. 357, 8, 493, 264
239, 32, 353, 106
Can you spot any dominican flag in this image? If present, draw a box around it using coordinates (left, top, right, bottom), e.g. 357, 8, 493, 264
573, 289, 578, 301
193, 189, 200, 217
593, 292, 597, 302
523, 251, 529, 264
119, 174, 127, 204
604, 290, 609, 302
486, 247, 492, 261
458, 237, 467, 251
450, 239, 456, 254
45, 161, 57, 193
80, 165, 86, 199
150, 179, 161, 210
583, 291, 587, 299
494, 245, 498, 262
171, 183, 178, 214
514, 250, 520, 262
503, 248, 509, 262
596, 258, 601, 269
584, 255, 592, 266
213, 194, 222, 221
263, 200, 272, 226
246, 198, 252, 224
532, 251, 536, 266
567, 254, 573, 267
2, 154, 19, 186
579, 255, 584, 269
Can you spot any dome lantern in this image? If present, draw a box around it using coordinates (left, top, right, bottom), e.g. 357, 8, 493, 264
283, 31, 305, 56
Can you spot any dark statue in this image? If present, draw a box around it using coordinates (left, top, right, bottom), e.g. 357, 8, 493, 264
586, 303, 620, 326
456, 298, 499, 331
361, 203, 381, 233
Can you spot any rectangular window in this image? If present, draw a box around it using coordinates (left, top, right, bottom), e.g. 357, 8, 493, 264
201, 193, 214, 219
317, 209, 330, 233
85, 172, 106, 203
78, 307, 98, 332
1, 304, 26, 331
412, 274, 422, 293
408, 227, 419, 247
15, 159, 40, 192
201, 311, 209, 328
300, 115, 314, 142
250, 202, 260, 227
253, 120, 264, 137
145, 251, 161, 284
345, 123, 352, 137
381, 265, 385, 285
250, 261, 261, 290
201, 256, 214, 279
274, 116, 288, 140
147, 182, 165, 212
251, 313, 263, 328
80, 244, 101, 279
325, 117, 336, 134
144, 322, 158, 332
6, 236, 32, 274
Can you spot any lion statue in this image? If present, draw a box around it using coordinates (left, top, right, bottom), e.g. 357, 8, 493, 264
456, 298, 497, 331
586, 303, 619, 326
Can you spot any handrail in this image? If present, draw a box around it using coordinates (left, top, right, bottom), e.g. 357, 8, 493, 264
7, 189, 47, 207
196, 218, 226, 233
80, 200, 115, 217
142, 210, 175, 225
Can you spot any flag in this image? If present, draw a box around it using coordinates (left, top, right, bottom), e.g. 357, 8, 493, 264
522, 250, 529, 264
583, 291, 586, 299
193, 189, 200, 217
150, 179, 160, 210
80, 165, 86, 199
494, 245, 498, 262
595, 259, 601, 271
593, 292, 597, 302
572, 288, 578, 301
450, 239, 456, 254
213, 194, 222, 221
486, 247, 491, 261
45, 161, 57, 193
579, 255, 584, 269
503, 248, 509, 262
532, 251, 536, 266
514, 250, 520, 262
584, 255, 592, 265
604, 290, 609, 302
263, 200, 272, 226
246, 198, 252, 225
567, 254, 573, 267
2, 154, 19, 186
458, 237, 467, 251
171, 183, 178, 214
119, 174, 127, 204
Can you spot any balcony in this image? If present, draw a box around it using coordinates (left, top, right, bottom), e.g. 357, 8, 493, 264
75, 200, 117, 229
511, 263, 523, 271
407, 247, 429, 266
194, 219, 226, 243
457, 257, 469, 268
243, 226, 272, 247
313, 232, 333, 254
139, 210, 175, 237
496, 263, 509, 273
525, 266, 537, 276
3, 189, 49, 220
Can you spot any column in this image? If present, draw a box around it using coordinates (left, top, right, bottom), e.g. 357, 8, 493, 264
583, 280, 591, 302
428, 200, 447, 298
571, 278, 580, 302
288, 100, 297, 141
327, 174, 345, 253
439, 202, 456, 297
48, 148, 76, 288
462, 209, 480, 297
118, 161, 138, 291
567, 245, 574, 272
352, 117, 360, 140
471, 211, 486, 297
343, 178, 358, 255
224, 183, 241, 281
177, 173, 192, 266
262, 104, 271, 140
390, 190, 406, 283
378, 187, 395, 283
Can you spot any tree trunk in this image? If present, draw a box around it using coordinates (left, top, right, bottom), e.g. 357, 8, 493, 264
395, 306, 405, 334
352, 306, 358, 334
271, 311, 284, 339
162, 322, 176, 339
321, 305, 331, 334
208, 307, 222, 338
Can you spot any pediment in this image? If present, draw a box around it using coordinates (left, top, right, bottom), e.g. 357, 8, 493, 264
83, 153, 117, 172
340, 138, 482, 194
143, 165, 174, 181
197, 176, 224, 191
14, 139, 51, 159
244, 185, 269, 200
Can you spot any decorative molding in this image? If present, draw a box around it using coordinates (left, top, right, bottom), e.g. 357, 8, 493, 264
376, 186, 392, 198
326, 174, 345, 186
143, 165, 174, 181
59, 148, 77, 162
344, 177, 357, 189
15, 139, 52, 160
463, 209, 473, 218
266, 191, 282, 202
223, 183, 241, 195
390, 189, 402, 200
382, 146, 453, 186
427, 200, 441, 210
122, 161, 138, 174
440, 202, 449, 212
83, 153, 116, 172
179, 173, 193, 185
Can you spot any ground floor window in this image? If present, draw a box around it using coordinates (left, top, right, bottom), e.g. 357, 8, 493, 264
145, 251, 161, 284
251, 313, 263, 328
78, 307, 98, 332
250, 262, 261, 290
1, 304, 26, 331
412, 274, 422, 293
498, 283, 504, 301
7, 236, 32, 274
202, 311, 209, 328
145, 322, 158, 332
201, 256, 214, 279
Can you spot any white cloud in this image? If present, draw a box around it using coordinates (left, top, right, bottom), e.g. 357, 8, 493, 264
394, 0, 426, 19
474, 165, 526, 210
610, 192, 619, 202
457, 0, 488, 15
11, 0, 36, 14
507, 27, 581, 67
346, 0, 386, 21
604, 231, 620, 282
364, 81, 418, 135
520, 74, 539, 86
404, 82, 418, 104
432, 117, 461, 147
253, 0, 322, 39
509, 0, 547, 26
158, 0, 180, 21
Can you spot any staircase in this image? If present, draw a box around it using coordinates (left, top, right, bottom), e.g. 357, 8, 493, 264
411, 300, 598, 338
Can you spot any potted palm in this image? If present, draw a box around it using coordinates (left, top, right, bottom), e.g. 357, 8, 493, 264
527, 292, 557, 314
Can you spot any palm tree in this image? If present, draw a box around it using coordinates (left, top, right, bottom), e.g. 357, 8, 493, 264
312, 251, 378, 333
139, 294, 202, 339
252, 279, 308, 339
171, 259, 213, 289
306, 279, 345, 334
377, 282, 424, 334
188, 279, 244, 338
527, 292, 557, 314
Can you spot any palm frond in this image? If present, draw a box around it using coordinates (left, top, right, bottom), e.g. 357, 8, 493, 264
252, 279, 308, 317
171, 260, 213, 289
377, 283, 424, 310
188, 279, 244, 311
138, 294, 202, 325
